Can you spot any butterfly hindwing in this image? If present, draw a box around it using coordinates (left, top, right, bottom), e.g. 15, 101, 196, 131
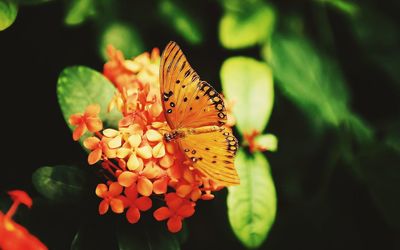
178, 128, 240, 186
160, 41, 227, 129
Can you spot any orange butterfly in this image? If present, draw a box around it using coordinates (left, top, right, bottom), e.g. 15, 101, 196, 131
160, 41, 240, 186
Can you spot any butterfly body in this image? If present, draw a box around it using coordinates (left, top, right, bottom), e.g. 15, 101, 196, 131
164, 126, 224, 142
160, 41, 240, 186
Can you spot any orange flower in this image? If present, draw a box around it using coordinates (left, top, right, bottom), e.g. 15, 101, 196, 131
117, 162, 161, 196
69, 46, 235, 231
243, 130, 272, 153
120, 185, 152, 224
0, 190, 47, 250
153, 193, 195, 233
95, 182, 125, 214
83, 136, 117, 164
69, 104, 103, 141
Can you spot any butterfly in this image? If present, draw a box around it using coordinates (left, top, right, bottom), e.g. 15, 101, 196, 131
159, 41, 240, 186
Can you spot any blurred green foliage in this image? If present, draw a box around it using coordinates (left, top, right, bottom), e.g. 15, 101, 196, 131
351, 2, 400, 87
219, 1, 275, 49
158, 0, 203, 45
64, 0, 95, 26
99, 22, 144, 60
0, 0, 17, 31
267, 34, 349, 128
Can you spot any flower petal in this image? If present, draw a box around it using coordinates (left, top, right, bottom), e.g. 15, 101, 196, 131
117, 147, 131, 158
177, 204, 195, 218
103, 128, 119, 137
167, 216, 183, 233
136, 145, 152, 159
165, 193, 183, 210
165, 142, 175, 154
190, 188, 202, 201
142, 165, 160, 179
95, 183, 108, 198
118, 171, 137, 187
126, 207, 140, 224
128, 134, 142, 148
153, 207, 171, 221
135, 196, 152, 211
88, 148, 102, 165
85, 117, 103, 132
108, 182, 123, 196
151, 122, 164, 128
124, 185, 138, 200
104, 147, 117, 159
127, 154, 140, 171
153, 176, 168, 195
83, 137, 100, 150
152, 142, 166, 158
176, 185, 192, 198
145, 129, 163, 142
168, 164, 182, 180
7, 190, 32, 208
69, 113, 82, 125
183, 169, 195, 183
110, 198, 124, 213
108, 135, 122, 149
99, 199, 109, 215
150, 102, 163, 117
137, 177, 153, 196
201, 193, 215, 200
73, 123, 86, 141
159, 154, 174, 168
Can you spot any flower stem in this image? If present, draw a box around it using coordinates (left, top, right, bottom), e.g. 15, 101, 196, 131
5, 201, 20, 218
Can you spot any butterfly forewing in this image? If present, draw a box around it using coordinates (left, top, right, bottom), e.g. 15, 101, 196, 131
179, 128, 240, 186
160, 41, 227, 129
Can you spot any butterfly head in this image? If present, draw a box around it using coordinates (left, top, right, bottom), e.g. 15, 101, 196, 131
163, 130, 185, 142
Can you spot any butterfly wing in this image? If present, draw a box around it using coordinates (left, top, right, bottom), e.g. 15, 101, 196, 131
178, 128, 240, 186
160, 41, 227, 130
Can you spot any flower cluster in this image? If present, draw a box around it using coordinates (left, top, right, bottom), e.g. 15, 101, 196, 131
0, 190, 47, 250
69, 46, 232, 233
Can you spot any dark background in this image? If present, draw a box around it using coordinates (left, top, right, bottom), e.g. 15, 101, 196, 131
1, 0, 400, 249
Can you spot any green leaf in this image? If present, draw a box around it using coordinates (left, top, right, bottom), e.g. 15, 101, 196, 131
99, 22, 144, 61
266, 34, 346, 127
32, 165, 87, 203
255, 133, 278, 152
221, 56, 274, 134
57, 66, 122, 140
227, 150, 277, 248
64, 0, 96, 26
116, 221, 180, 250
0, 0, 17, 31
219, 2, 275, 49
159, 0, 203, 45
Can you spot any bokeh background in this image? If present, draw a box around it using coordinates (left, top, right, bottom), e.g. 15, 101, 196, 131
1, 0, 400, 249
